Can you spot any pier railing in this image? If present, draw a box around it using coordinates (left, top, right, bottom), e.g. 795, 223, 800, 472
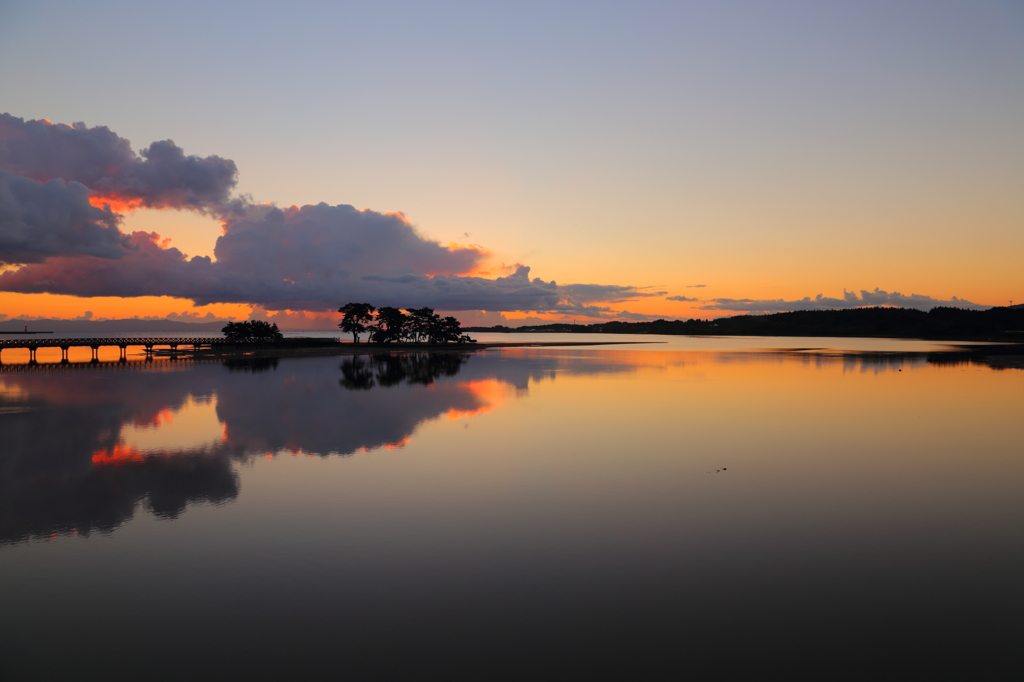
0, 337, 340, 361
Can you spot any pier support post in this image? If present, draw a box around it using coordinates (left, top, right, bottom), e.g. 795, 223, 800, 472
119, 345, 127, 362
61, 347, 69, 363
28, 347, 37, 364
90, 346, 99, 362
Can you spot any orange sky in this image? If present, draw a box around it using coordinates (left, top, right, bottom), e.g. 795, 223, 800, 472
1, 3, 1021, 324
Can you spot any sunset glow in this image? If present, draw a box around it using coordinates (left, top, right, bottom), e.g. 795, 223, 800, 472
91, 444, 145, 466
2, 4, 1021, 678
444, 379, 508, 420
87, 194, 146, 213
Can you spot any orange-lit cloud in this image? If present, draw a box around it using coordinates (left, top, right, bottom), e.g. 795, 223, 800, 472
88, 193, 147, 213
0, 113, 238, 213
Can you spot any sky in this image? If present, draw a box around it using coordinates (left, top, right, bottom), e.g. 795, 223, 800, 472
1, 0, 1021, 326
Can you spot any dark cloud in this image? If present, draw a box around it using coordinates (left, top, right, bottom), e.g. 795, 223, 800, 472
606, 310, 665, 321
686, 284, 707, 288
666, 295, 700, 302
0, 113, 237, 212
0, 170, 128, 264
701, 288, 988, 312
1, 200, 658, 313
0, 113, 665, 317
0, 203, 567, 311
558, 284, 666, 304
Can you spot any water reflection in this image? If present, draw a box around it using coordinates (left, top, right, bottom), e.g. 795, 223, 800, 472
1, 346, 1018, 546
1, 345, 1021, 678
0, 454, 237, 543
339, 352, 470, 390
0, 350, 642, 545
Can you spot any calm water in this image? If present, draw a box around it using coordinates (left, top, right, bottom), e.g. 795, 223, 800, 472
1, 339, 1021, 679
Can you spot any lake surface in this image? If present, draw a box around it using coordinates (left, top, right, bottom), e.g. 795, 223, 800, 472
1, 338, 1021, 679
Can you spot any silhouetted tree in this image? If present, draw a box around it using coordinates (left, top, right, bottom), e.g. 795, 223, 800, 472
407, 307, 438, 343
336, 302, 473, 343
221, 320, 283, 341
338, 303, 377, 343
370, 307, 408, 343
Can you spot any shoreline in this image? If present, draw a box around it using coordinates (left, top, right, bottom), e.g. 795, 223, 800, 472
139, 338, 1024, 369
144, 340, 661, 359
0, 338, 1019, 370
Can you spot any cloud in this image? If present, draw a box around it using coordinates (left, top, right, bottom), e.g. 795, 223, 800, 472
0, 209, 561, 312
0, 197, 663, 314
0, 114, 237, 212
686, 284, 707, 288
666, 295, 700, 302
701, 288, 988, 312
607, 310, 665, 321
0, 113, 674, 318
0, 170, 129, 264
249, 307, 341, 330
162, 311, 236, 323
558, 284, 666, 305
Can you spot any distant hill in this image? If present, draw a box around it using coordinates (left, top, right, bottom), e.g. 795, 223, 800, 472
0, 318, 227, 333
466, 306, 1024, 341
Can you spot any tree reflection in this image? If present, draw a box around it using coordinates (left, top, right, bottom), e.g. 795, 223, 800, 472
223, 357, 280, 373
340, 353, 469, 390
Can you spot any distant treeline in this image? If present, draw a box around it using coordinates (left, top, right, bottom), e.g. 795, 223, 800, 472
466, 306, 1024, 341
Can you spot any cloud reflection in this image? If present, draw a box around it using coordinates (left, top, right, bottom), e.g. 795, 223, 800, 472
0, 351, 644, 544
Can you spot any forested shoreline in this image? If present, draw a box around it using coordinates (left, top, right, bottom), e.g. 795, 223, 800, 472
467, 306, 1024, 341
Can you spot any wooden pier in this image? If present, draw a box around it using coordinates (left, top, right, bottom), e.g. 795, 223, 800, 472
0, 337, 340, 363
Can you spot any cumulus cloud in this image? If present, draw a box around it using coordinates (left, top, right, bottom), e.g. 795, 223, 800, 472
701, 288, 988, 312
0, 205, 563, 311
0, 113, 672, 318
666, 295, 700, 302
0, 170, 128, 264
0, 113, 237, 212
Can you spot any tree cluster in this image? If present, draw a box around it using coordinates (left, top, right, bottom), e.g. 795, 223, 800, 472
338, 303, 474, 344
221, 320, 284, 341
